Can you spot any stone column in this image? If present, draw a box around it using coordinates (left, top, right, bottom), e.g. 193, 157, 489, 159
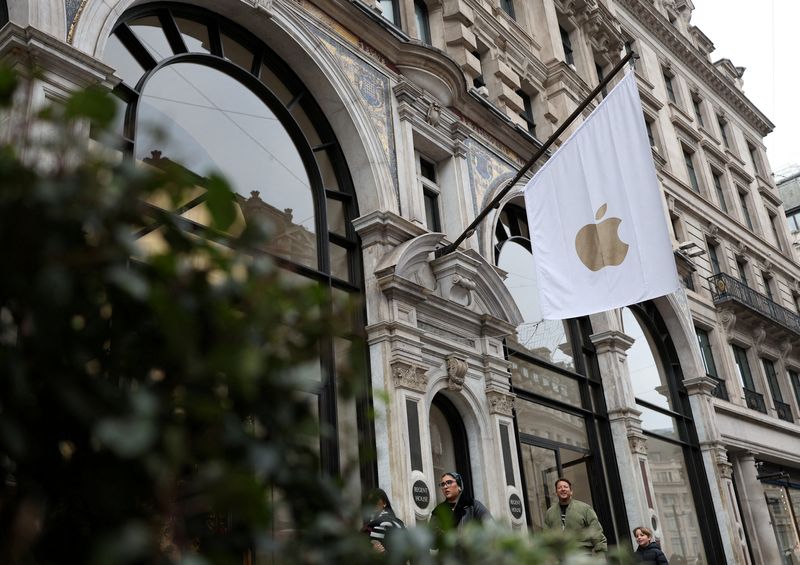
734, 452, 782, 565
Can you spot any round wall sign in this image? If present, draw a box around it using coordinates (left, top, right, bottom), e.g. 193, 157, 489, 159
412, 480, 430, 509
509, 493, 523, 519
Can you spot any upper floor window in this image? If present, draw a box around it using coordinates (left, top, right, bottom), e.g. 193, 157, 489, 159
762, 358, 786, 406
738, 188, 754, 230
790, 370, 800, 410
472, 50, 486, 89
692, 96, 705, 127
379, 0, 400, 26
769, 211, 785, 251
748, 142, 763, 177
712, 169, 727, 213
418, 155, 441, 232
732, 345, 756, 391
414, 0, 431, 44
736, 259, 749, 285
517, 90, 536, 137
696, 328, 719, 380
560, 26, 574, 66
683, 149, 700, 193
707, 239, 722, 275
762, 272, 775, 301
663, 68, 677, 104
500, 0, 516, 20
595, 61, 607, 96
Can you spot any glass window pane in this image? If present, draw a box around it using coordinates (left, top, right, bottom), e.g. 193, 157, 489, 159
430, 403, 457, 503
639, 405, 678, 440
623, 307, 673, 410
292, 105, 323, 148
499, 241, 577, 371
511, 357, 581, 406
104, 33, 146, 87
260, 63, 293, 105
520, 444, 558, 530
129, 16, 173, 59
135, 63, 318, 268
515, 401, 589, 450
646, 435, 708, 564
174, 17, 211, 53
314, 147, 339, 191
326, 197, 347, 236
329, 242, 349, 281
221, 33, 253, 71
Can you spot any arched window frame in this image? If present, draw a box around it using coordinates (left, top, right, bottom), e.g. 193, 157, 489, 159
101, 3, 375, 484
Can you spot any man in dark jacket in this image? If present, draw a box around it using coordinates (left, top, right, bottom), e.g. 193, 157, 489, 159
633, 526, 668, 563
429, 471, 491, 535
543, 477, 607, 554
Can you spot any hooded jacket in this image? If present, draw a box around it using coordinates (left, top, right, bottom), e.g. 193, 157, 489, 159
635, 540, 669, 564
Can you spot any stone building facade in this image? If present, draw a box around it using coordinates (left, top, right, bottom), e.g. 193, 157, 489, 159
2, 0, 799, 563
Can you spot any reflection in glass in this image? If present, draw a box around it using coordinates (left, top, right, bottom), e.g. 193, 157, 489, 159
511, 357, 581, 405
498, 240, 575, 370
105, 33, 146, 86
638, 405, 678, 440
136, 63, 318, 268
763, 484, 800, 563
623, 307, 672, 410
174, 17, 211, 53
646, 435, 706, 564
129, 16, 173, 59
521, 445, 558, 530
515, 401, 588, 450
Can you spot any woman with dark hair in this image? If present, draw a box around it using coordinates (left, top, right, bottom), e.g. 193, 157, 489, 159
362, 488, 405, 554
429, 471, 491, 534
633, 526, 668, 564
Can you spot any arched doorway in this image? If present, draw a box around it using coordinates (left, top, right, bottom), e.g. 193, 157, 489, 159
429, 393, 473, 503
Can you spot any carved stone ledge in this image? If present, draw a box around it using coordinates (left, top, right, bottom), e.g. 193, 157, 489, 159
486, 390, 515, 416
628, 431, 648, 455
391, 361, 429, 393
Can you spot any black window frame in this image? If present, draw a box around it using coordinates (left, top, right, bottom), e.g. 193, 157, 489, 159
414, 0, 431, 44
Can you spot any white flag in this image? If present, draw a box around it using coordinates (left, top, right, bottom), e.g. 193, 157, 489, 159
523, 71, 680, 320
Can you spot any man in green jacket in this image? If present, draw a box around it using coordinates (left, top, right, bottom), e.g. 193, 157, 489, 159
543, 477, 607, 554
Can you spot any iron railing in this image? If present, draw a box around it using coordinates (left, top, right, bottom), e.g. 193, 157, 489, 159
707, 273, 800, 335
744, 389, 767, 414
709, 376, 729, 401
774, 400, 794, 423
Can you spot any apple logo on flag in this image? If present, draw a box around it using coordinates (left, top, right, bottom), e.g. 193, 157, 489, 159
575, 203, 629, 271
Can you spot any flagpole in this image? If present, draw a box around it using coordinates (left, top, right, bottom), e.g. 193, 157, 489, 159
434, 50, 637, 259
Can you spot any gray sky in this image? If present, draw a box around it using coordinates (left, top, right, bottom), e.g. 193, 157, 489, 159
691, 0, 799, 176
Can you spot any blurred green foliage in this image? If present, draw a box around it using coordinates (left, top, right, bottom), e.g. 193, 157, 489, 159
0, 67, 632, 565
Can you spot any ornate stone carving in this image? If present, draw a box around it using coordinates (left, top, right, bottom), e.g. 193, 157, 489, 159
392, 361, 428, 392
628, 432, 648, 455
426, 102, 441, 127
486, 390, 514, 416
720, 309, 736, 336
753, 325, 766, 351
252, 0, 274, 16
780, 340, 792, 362
446, 355, 468, 391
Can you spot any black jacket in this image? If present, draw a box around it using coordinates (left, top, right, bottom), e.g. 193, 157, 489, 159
636, 540, 668, 564
430, 492, 492, 533
362, 508, 405, 552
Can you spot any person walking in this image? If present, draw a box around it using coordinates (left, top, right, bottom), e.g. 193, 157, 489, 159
362, 488, 405, 554
543, 477, 607, 555
429, 471, 491, 534
633, 526, 668, 564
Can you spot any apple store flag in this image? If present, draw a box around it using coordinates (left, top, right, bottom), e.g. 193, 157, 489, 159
523, 71, 680, 320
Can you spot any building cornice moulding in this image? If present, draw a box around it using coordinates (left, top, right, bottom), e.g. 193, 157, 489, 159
618, 0, 774, 136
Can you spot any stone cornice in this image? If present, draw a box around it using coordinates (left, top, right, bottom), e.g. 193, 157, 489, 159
618, 0, 774, 136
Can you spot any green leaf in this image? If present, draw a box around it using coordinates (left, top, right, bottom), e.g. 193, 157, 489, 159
0, 66, 19, 107
65, 87, 116, 128
204, 174, 236, 231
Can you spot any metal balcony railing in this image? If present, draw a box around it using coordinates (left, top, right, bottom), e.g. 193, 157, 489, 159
774, 400, 794, 423
744, 389, 767, 414
708, 376, 729, 401
707, 273, 800, 335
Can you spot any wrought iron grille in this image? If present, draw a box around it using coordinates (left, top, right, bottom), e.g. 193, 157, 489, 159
707, 273, 800, 335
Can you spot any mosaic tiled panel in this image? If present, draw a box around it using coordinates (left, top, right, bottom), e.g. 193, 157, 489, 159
466, 139, 515, 216
65, 0, 82, 30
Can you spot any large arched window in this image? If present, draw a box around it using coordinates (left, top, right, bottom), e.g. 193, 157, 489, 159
495, 200, 625, 542
100, 4, 373, 483
623, 303, 724, 564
